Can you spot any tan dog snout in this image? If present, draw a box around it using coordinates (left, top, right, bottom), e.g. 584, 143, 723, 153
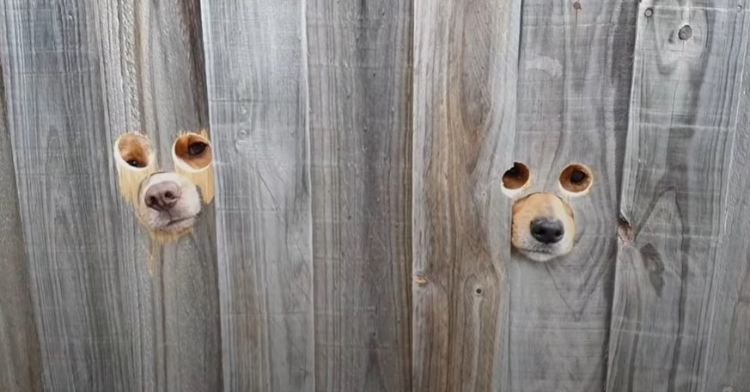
511, 192, 576, 262
114, 131, 214, 242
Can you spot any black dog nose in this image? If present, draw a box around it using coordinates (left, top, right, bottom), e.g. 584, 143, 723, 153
530, 218, 564, 244
144, 182, 181, 211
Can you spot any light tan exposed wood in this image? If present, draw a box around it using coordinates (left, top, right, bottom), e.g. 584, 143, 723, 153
114, 133, 157, 205
173, 132, 215, 204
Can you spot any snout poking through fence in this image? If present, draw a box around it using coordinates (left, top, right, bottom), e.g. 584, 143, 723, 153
511, 192, 576, 262
503, 162, 593, 262
113, 131, 215, 244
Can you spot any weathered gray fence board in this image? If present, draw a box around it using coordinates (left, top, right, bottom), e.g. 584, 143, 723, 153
200, 1, 314, 391
127, 2, 222, 390
411, 0, 520, 390
1, 2, 147, 389
0, 69, 41, 391
0, 1, 221, 390
306, 0, 413, 391
607, 3, 750, 390
6, 1, 750, 390
702, 46, 750, 391
508, 1, 636, 391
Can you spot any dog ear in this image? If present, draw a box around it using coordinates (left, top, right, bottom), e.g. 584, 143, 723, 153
114, 133, 157, 205
173, 130, 214, 204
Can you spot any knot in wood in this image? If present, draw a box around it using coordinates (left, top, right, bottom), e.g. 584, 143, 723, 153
678, 25, 692, 40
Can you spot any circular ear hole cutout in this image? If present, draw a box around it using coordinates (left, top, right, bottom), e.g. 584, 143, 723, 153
559, 163, 593, 194
502, 162, 530, 192
173, 132, 212, 170
115, 133, 153, 169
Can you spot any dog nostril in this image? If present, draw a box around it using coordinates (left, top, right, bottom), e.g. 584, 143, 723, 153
144, 181, 182, 211
530, 218, 565, 244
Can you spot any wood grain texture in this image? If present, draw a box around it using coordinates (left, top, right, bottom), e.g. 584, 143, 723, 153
200, 1, 314, 391
701, 46, 750, 392
607, 3, 750, 391
508, 1, 636, 391
0, 64, 41, 391
306, 0, 413, 391
411, 0, 520, 390
126, 2, 222, 390
0, 1, 221, 390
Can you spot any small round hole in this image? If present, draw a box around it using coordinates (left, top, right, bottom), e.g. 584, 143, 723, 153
559, 163, 593, 194
116, 133, 153, 170
174, 133, 212, 170
502, 162, 530, 191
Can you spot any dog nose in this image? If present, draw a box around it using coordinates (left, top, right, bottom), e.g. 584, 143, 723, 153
530, 218, 564, 244
144, 182, 181, 211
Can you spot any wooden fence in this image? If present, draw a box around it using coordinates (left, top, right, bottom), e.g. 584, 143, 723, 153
1, 0, 749, 391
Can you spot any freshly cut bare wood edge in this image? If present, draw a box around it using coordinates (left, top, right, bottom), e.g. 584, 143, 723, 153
113, 132, 157, 205
172, 130, 214, 204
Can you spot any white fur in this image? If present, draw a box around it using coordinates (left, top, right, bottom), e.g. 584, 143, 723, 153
136, 172, 201, 234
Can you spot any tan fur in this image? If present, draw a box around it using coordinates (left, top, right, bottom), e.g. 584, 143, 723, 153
173, 131, 215, 204
114, 131, 214, 250
173, 131, 213, 169
511, 192, 576, 262
114, 133, 156, 205
135, 172, 202, 239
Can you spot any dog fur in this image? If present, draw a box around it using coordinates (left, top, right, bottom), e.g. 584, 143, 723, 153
511, 192, 576, 262
114, 131, 213, 243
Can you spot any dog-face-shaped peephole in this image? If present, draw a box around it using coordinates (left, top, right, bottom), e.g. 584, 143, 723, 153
114, 131, 214, 242
502, 162, 593, 262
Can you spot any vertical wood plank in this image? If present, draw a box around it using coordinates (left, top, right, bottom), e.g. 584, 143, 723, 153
124, 2, 222, 390
509, 1, 636, 391
306, 0, 413, 390
0, 69, 41, 391
607, 3, 750, 390
702, 49, 750, 391
0, 1, 147, 388
200, 1, 314, 390
0, 1, 221, 390
411, 0, 520, 390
